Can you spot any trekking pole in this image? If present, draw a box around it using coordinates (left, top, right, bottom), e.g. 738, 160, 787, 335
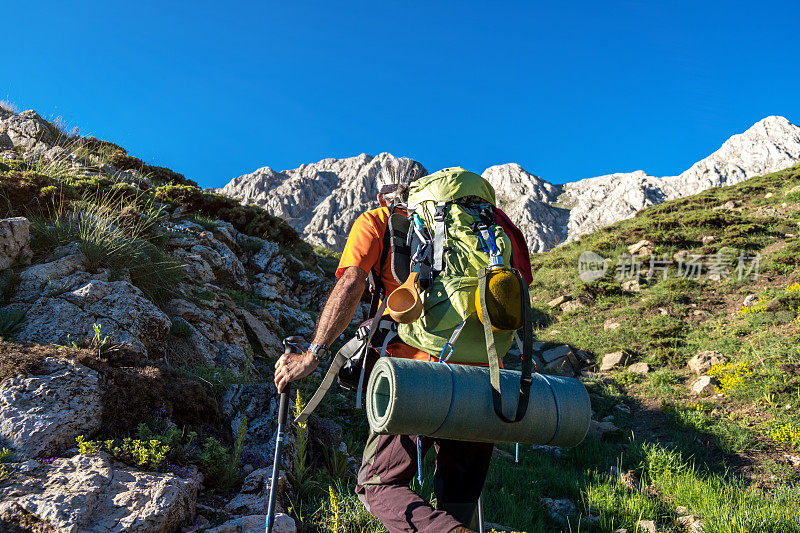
266, 336, 304, 533
477, 493, 485, 533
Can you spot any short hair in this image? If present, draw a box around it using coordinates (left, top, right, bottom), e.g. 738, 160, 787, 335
378, 158, 427, 204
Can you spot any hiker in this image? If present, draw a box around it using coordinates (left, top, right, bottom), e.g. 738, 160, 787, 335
274, 164, 533, 533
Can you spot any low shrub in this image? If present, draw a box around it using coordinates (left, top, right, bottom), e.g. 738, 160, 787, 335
198, 417, 246, 491
0, 309, 25, 340
707, 361, 752, 394
169, 318, 192, 338
154, 184, 313, 259
772, 423, 800, 449
76, 435, 171, 470
30, 192, 184, 302
73, 138, 197, 188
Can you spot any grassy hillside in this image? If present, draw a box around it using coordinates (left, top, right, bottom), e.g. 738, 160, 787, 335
302, 165, 800, 532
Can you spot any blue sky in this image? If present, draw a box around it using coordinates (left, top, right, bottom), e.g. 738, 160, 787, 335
2, 1, 798, 188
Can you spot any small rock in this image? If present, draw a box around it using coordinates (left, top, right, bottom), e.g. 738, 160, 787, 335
742, 294, 759, 307
530, 445, 564, 458
691, 520, 705, 533
613, 529, 629, 533
701, 235, 716, 245
206, 514, 296, 533
637, 519, 657, 533
251, 241, 280, 272
784, 454, 800, 467
540, 345, 581, 377
673, 249, 690, 261
541, 345, 571, 363
548, 295, 571, 308
620, 469, 639, 491
765, 192, 773, 199
600, 351, 630, 372
603, 319, 621, 330
614, 403, 631, 414
688, 350, 726, 375
678, 515, 697, 527
539, 498, 576, 522
690, 375, 717, 396
628, 239, 653, 255
589, 419, 623, 440
627, 362, 650, 375
621, 279, 641, 292
224, 468, 290, 515
676, 506, 689, 516
542, 354, 581, 377
560, 299, 585, 313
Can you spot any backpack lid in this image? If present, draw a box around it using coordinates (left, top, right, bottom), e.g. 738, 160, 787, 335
408, 167, 496, 208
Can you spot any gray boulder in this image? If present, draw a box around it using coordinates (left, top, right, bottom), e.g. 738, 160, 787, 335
190, 238, 249, 291
0, 357, 102, 458
250, 241, 280, 272
12, 277, 171, 357
0, 217, 32, 269
221, 383, 290, 465
539, 498, 577, 523
0, 453, 199, 532
224, 468, 291, 516
164, 293, 253, 373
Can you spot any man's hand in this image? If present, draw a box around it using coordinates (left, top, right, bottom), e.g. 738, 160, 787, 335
273, 266, 365, 393
274, 351, 319, 393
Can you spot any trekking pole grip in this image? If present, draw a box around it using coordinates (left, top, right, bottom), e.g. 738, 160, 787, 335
277, 388, 290, 424
278, 335, 303, 419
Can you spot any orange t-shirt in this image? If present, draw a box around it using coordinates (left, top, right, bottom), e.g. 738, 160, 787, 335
336, 207, 430, 361
336, 207, 493, 367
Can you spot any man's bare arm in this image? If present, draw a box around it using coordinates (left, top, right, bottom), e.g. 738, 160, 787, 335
310, 266, 366, 346
274, 266, 366, 392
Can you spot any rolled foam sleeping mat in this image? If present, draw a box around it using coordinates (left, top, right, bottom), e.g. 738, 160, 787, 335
366, 357, 591, 447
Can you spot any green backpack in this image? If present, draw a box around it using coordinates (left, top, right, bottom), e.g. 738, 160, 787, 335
397, 167, 517, 364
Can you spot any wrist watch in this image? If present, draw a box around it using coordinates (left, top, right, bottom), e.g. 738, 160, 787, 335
308, 343, 330, 362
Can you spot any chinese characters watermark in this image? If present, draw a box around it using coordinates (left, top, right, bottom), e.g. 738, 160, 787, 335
577, 250, 761, 282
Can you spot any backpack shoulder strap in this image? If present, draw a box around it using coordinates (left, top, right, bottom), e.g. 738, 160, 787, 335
367, 207, 394, 313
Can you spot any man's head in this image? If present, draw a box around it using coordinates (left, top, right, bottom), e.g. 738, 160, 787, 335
377, 158, 427, 207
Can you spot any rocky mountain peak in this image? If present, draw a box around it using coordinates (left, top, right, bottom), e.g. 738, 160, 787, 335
661, 114, 800, 199
221, 153, 426, 249
221, 116, 800, 252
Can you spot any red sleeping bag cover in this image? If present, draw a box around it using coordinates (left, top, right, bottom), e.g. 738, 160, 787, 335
494, 207, 533, 284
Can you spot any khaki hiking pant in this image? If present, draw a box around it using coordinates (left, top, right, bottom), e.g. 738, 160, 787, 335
355, 431, 493, 533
